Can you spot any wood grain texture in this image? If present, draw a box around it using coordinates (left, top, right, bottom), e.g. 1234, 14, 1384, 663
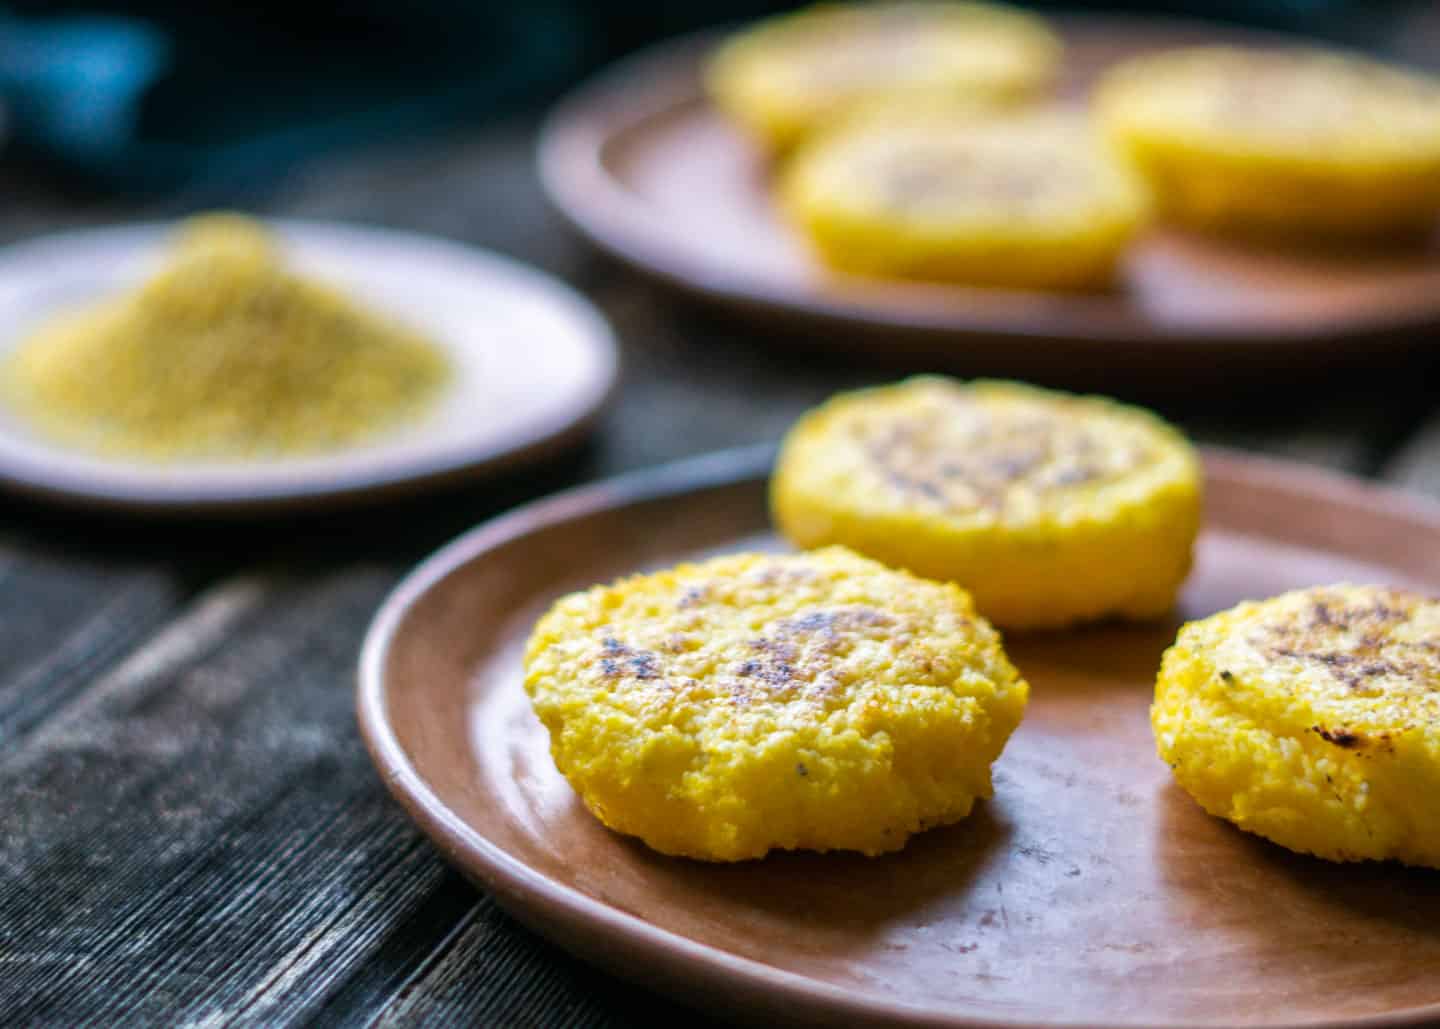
0, 89, 1436, 1029
0, 545, 185, 743
1384, 413, 1440, 499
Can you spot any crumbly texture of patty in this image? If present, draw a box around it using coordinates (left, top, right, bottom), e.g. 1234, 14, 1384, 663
1153, 585, 1440, 867
1097, 46, 1440, 238
706, 1, 1059, 151
523, 546, 1029, 861
772, 377, 1202, 629
780, 108, 1147, 289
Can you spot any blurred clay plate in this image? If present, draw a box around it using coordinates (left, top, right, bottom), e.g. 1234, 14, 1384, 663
359, 444, 1440, 1029
538, 16, 1440, 385
0, 221, 618, 513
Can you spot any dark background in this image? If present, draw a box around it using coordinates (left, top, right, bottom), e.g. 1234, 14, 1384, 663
0, 1, 1434, 197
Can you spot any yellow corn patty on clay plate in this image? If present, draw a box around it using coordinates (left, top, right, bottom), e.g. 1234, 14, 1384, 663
360, 444, 1440, 1029
774, 378, 1202, 628
780, 108, 1147, 290
706, 1, 1060, 152
1156, 585, 1440, 868
0, 221, 617, 512
524, 547, 1028, 861
1099, 46, 1440, 239
540, 15, 1440, 380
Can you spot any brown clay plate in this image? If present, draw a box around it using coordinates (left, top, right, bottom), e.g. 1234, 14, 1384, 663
538, 17, 1440, 381
358, 445, 1440, 1028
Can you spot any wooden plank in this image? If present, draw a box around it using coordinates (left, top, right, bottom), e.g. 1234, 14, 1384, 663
583, 280, 879, 477
267, 116, 599, 285
0, 543, 188, 744
368, 894, 711, 1029
0, 569, 474, 1026
0, 557, 712, 1028
1380, 407, 1440, 499
301, 870, 483, 1028
1173, 379, 1436, 478
0, 176, 127, 248
1183, 416, 1371, 474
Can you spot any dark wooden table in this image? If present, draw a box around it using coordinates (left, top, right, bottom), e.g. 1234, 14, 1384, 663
2, 111, 1440, 1028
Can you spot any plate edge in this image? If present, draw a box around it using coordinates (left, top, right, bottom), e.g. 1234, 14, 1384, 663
356, 445, 1440, 1029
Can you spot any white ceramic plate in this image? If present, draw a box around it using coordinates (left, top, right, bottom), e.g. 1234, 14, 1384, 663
0, 220, 618, 513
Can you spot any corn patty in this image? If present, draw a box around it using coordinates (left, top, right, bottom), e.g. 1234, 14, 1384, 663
523, 546, 1029, 861
772, 378, 1202, 629
780, 108, 1147, 289
1154, 585, 1440, 867
706, 1, 1059, 152
1097, 46, 1440, 239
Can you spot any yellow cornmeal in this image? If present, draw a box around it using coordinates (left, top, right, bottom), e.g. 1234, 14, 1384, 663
706, 1, 1060, 152
4, 214, 449, 459
1154, 586, 1440, 867
780, 108, 1148, 289
772, 378, 1202, 629
1097, 46, 1440, 239
524, 546, 1029, 861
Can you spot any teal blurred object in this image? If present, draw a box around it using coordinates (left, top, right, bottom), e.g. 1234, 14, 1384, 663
0, 11, 167, 156
0, 2, 585, 198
